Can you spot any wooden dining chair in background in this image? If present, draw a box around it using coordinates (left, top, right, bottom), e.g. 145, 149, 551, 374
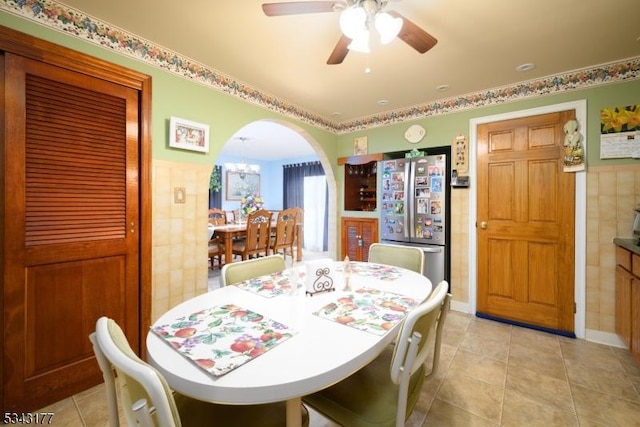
90, 316, 309, 427
208, 208, 226, 226
303, 281, 451, 427
220, 254, 286, 286
231, 209, 242, 224
208, 208, 227, 269
368, 242, 425, 275
223, 210, 234, 224
232, 209, 273, 260
270, 208, 298, 264
291, 207, 304, 261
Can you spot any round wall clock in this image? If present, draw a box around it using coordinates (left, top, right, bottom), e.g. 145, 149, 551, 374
404, 124, 425, 144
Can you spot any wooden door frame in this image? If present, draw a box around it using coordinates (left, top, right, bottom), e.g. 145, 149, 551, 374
0, 25, 152, 355
467, 100, 587, 339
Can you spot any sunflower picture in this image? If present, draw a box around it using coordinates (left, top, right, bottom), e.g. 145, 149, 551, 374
600, 105, 640, 134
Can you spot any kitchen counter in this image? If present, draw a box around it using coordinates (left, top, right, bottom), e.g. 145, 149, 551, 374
613, 237, 640, 255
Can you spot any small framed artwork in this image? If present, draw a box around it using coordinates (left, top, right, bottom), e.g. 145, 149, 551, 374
354, 136, 368, 155
226, 171, 260, 200
169, 116, 210, 153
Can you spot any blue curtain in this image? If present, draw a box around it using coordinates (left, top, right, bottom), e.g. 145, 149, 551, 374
283, 161, 328, 251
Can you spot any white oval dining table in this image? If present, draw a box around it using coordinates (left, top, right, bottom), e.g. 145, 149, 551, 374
146, 262, 433, 427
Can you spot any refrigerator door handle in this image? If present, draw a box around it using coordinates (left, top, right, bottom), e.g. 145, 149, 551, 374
404, 161, 412, 239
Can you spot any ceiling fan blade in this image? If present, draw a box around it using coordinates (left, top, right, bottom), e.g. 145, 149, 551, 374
262, 2, 341, 16
388, 10, 438, 54
327, 34, 351, 65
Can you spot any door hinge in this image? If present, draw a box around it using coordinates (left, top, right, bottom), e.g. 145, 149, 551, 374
574, 302, 577, 313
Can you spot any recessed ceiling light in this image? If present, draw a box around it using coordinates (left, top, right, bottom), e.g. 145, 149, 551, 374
331, 112, 341, 117
377, 99, 389, 106
516, 63, 535, 72
436, 84, 449, 92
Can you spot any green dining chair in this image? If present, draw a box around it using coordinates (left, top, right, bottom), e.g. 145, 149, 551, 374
303, 281, 451, 427
220, 254, 286, 286
368, 242, 425, 275
90, 316, 309, 427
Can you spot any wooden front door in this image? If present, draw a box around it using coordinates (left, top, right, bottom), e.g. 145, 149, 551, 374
476, 110, 576, 334
2, 50, 144, 411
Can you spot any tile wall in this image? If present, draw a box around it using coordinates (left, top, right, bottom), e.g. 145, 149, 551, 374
152, 159, 212, 321
150, 159, 640, 337
586, 164, 640, 333
450, 187, 470, 303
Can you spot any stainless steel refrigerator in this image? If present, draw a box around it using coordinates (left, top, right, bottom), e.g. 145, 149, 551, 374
379, 148, 450, 287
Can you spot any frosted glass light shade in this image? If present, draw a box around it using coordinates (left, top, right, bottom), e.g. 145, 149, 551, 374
339, 6, 367, 39
374, 12, 403, 44
347, 29, 371, 53
225, 162, 260, 174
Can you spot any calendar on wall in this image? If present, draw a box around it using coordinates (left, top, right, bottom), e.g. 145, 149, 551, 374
599, 105, 640, 159
453, 134, 468, 174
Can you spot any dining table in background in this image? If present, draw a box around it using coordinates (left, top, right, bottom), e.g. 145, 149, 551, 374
209, 220, 303, 264
147, 261, 433, 427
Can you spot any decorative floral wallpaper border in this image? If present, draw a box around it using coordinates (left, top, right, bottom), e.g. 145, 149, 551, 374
3, 0, 639, 134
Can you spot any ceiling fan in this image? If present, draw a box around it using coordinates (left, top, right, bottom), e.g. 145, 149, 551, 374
262, 1, 438, 65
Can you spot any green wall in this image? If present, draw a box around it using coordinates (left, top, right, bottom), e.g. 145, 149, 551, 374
2, 10, 639, 220
0, 12, 339, 168
338, 80, 640, 168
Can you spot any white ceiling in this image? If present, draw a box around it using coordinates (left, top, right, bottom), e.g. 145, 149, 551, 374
54, 0, 640, 158
227, 121, 317, 160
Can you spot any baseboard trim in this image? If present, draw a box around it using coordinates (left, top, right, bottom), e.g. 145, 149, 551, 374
585, 329, 627, 348
450, 301, 625, 347
450, 300, 469, 313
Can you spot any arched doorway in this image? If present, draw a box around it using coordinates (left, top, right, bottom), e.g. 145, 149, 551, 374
212, 119, 337, 260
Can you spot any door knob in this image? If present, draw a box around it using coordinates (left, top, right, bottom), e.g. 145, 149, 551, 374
479, 221, 487, 229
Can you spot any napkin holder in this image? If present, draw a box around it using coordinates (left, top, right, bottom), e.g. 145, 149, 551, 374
305, 259, 336, 296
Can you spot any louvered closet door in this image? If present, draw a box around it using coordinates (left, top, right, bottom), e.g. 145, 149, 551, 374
3, 53, 140, 411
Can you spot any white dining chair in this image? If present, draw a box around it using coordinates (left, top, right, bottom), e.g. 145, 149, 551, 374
90, 316, 309, 427
220, 254, 286, 286
368, 242, 425, 275
303, 281, 451, 427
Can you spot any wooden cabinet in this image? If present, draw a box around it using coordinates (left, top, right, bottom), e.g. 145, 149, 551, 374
338, 154, 382, 212
616, 265, 633, 347
633, 281, 640, 361
341, 217, 378, 262
615, 245, 640, 363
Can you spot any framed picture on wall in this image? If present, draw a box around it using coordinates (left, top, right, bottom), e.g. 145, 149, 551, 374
354, 136, 368, 155
169, 116, 210, 153
226, 171, 260, 200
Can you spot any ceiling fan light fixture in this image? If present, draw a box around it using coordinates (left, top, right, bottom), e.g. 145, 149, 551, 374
375, 12, 403, 44
347, 29, 371, 53
339, 6, 366, 39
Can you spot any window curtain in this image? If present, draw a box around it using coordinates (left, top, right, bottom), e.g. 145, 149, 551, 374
209, 165, 222, 208
304, 175, 327, 251
283, 161, 328, 251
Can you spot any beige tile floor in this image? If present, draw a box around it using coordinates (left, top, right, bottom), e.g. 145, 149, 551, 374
37, 309, 640, 426
37, 249, 640, 425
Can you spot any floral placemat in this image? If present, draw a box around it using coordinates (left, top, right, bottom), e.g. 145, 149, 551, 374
151, 304, 296, 377
336, 262, 404, 281
313, 288, 419, 335
235, 270, 304, 298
